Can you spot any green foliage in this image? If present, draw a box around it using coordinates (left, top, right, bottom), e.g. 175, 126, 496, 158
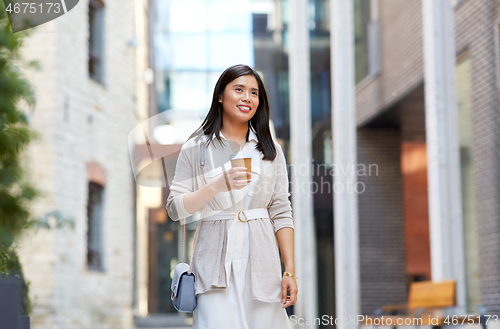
0, 250, 9, 276
0, 1, 39, 316
0, 0, 39, 248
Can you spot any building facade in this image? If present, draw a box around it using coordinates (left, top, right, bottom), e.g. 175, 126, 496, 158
17, 0, 151, 327
330, 0, 500, 321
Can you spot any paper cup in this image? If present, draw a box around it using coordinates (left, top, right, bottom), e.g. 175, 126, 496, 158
230, 153, 251, 181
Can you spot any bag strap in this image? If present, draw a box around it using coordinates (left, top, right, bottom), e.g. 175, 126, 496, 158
181, 135, 209, 271
181, 214, 203, 271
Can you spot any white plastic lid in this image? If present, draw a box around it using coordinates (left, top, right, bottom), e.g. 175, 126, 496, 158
230, 152, 251, 160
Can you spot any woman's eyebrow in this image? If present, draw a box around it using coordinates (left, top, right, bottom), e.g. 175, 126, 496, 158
232, 84, 259, 91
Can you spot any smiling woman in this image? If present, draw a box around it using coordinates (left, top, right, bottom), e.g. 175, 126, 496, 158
166, 64, 297, 329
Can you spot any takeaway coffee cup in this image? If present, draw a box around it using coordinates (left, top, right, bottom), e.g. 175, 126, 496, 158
230, 153, 252, 182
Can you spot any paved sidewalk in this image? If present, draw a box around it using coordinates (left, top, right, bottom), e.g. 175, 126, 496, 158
134, 314, 192, 329
134, 326, 191, 329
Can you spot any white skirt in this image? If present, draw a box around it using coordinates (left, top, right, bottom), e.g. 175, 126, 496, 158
192, 220, 292, 329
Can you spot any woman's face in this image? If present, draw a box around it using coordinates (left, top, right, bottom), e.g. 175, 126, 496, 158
219, 74, 259, 125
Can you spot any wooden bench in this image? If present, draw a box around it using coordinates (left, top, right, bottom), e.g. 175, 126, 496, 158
361, 280, 489, 329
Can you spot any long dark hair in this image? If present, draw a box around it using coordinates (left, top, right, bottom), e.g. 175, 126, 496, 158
189, 64, 277, 161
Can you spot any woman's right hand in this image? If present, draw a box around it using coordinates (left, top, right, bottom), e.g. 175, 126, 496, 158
210, 167, 251, 193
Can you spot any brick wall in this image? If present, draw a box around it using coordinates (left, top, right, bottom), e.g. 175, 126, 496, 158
357, 128, 407, 315
17, 19, 59, 328
455, 0, 500, 315
356, 0, 423, 126
17, 0, 138, 327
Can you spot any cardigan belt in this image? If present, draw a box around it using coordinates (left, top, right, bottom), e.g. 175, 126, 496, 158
199, 207, 271, 289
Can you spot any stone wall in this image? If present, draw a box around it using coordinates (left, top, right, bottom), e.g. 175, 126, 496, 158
17, 0, 139, 327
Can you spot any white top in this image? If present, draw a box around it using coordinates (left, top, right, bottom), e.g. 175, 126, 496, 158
205, 129, 261, 212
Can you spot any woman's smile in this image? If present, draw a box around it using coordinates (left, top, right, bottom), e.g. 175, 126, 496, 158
237, 105, 251, 113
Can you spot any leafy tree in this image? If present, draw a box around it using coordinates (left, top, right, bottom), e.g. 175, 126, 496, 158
0, 1, 40, 316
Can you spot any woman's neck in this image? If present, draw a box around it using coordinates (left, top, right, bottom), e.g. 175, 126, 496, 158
221, 123, 248, 142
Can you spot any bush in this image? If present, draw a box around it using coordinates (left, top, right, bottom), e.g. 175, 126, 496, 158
0, 1, 39, 316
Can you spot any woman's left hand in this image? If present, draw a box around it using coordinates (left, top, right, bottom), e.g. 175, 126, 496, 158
281, 276, 298, 308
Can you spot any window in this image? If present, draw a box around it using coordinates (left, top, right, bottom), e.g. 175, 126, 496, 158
87, 182, 105, 270
89, 0, 105, 83
253, 14, 273, 38
314, 0, 330, 34
495, 22, 500, 91
354, 0, 370, 83
354, 0, 380, 84
456, 51, 481, 312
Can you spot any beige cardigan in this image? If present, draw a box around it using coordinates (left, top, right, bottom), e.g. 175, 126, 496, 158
166, 131, 294, 302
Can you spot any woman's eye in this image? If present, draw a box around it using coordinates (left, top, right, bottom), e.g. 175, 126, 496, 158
236, 88, 242, 92
252, 92, 258, 96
